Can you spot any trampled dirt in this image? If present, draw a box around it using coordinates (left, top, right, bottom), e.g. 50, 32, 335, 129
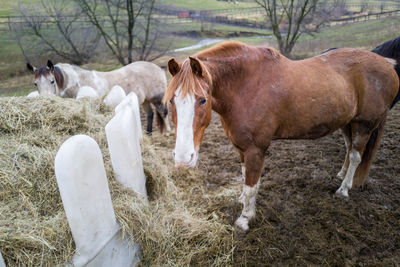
149, 104, 400, 266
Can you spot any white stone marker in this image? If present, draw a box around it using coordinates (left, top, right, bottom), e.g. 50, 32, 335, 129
103, 85, 126, 107
115, 92, 143, 140
76, 86, 99, 99
27, 91, 39, 98
55, 135, 140, 267
0, 252, 6, 267
106, 105, 147, 197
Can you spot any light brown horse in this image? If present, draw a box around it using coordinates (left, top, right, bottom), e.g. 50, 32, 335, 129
27, 60, 170, 135
163, 41, 399, 233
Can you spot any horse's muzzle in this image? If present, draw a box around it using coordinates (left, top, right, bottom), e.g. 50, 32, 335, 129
174, 151, 198, 168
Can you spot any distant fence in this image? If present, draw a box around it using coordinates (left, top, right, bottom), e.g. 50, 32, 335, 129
1, 3, 400, 34
327, 9, 400, 26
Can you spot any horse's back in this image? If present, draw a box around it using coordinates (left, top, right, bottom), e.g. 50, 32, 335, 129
319, 48, 398, 116
250, 48, 398, 139
114, 61, 167, 103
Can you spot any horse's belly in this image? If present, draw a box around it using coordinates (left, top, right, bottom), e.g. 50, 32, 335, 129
290, 124, 337, 139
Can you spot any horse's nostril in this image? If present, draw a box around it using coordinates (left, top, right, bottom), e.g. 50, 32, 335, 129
173, 151, 176, 158
190, 153, 195, 161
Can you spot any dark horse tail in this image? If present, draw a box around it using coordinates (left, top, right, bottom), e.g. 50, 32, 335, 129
150, 93, 168, 134
353, 117, 386, 187
371, 36, 400, 109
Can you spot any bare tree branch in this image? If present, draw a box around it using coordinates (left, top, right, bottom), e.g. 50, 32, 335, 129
255, 0, 340, 56
12, 0, 100, 64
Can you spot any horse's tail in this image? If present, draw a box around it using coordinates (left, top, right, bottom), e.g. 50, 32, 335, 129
353, 117, 386, 187
156, 110, 166, 134
150, 93, 168, 135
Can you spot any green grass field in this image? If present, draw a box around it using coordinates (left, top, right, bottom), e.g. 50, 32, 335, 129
1, 0, 400, 96
0, 0, 40, 16
161, 0, 258, 10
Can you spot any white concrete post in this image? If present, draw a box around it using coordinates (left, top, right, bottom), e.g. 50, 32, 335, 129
106, 105, 147, 197
55, 135, 140, 267
103, 85, 126, 107
115, 92, 142, 140
27, 91, 39, 98
76, 86, 99, 99
0, 252, 6, 267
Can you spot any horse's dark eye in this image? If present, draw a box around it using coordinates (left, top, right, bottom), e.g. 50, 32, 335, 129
34, 82, 37, 87
50, 80, 55, 84
199, 98, 206, 106
170, 98, 173, 104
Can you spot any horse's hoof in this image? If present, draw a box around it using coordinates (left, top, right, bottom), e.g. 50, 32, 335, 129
234, 216, 249, 233
335, 187, 349, 198
146, 131, 152, 136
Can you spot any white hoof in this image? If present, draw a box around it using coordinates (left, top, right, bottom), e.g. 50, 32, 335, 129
234, 216, 249, 233
335, 187, 349, 197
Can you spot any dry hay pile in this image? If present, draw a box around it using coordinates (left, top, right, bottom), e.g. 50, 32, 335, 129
0, 97, 234, 266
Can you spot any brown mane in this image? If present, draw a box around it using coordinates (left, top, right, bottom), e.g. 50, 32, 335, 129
163, 41, 281, 103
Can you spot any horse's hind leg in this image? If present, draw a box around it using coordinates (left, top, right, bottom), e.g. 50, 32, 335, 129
337, 125, 351, 179
335, 123, 372, 197
143, 101, 154, 135
235, 147, 265, 233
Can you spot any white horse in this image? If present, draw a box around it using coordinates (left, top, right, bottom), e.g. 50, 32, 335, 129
27, 60, 170, 135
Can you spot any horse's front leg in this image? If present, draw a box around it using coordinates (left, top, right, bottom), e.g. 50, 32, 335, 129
235, 147, 264, 233
337, 126, 351, 179
236, 151, 245, 183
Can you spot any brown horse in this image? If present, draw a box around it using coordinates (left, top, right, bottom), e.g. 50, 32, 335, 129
163, 41, 399, 233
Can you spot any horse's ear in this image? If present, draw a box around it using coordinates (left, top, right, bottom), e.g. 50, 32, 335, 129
168, 58, 180, 76
189, 57, 202, 76
27, 63, 36, 73
47, 60, 54, 71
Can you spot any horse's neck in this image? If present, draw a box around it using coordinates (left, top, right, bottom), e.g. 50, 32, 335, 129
58, 64, 100, 97
207, 61, 241, 115
57, 65, 76, 98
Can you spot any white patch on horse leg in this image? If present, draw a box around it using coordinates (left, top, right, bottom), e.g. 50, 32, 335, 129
336, 150, 361, 197
337, 129, 351, 179
235, 181, 260, 232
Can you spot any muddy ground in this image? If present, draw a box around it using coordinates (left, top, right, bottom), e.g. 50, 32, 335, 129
146, 103, 400, 266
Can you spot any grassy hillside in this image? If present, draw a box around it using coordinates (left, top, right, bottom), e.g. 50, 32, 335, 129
1, 0, 400, 96
0, 0, 40, 16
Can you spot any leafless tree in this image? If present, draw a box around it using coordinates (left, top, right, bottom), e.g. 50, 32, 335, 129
13, 0, 100, 64
74, 0, 169, 65
255, 0, 342, 57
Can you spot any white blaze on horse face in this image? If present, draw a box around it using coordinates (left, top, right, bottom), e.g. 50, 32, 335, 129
174, 87, 198, 168
37, 74, 58, 95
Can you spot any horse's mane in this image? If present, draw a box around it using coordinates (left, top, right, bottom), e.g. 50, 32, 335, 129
163, 58, 212, 103
163, 41, 280, 103
372, 36, 400, 61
